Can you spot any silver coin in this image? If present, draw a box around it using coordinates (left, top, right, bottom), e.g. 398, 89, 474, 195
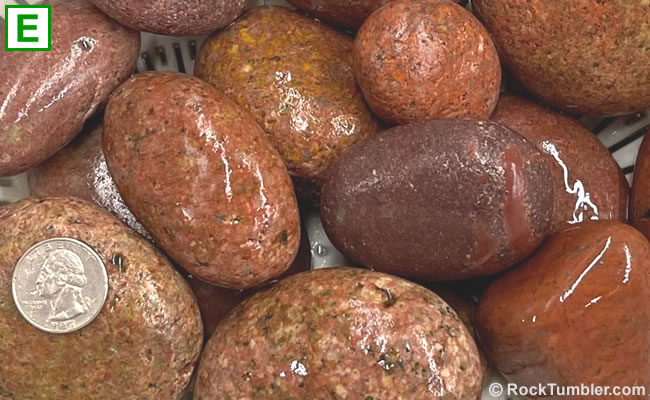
11, 238, 109, 334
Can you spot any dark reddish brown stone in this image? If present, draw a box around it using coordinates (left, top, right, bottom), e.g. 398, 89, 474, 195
187, 227, 312, 338
630, 128, 650, 241
473, 0, 650, 116
321, 119, 554, 281
352, 0, 501, 125
195, 267, 483, 399
491, 95, 628, 234
195, 7, 380, 200
476, 221, 650, 399
0, 197, 203, 399
185, 277, 248, 341
89, 0, 245, 35
28, 123, 151, 239
0, 0, 139, 177
28, 124, 101, 203
285, 0, 466, 31
103, 72, 300, 289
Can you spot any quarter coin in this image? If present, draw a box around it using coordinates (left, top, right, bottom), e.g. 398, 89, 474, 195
11, 238, 108, 334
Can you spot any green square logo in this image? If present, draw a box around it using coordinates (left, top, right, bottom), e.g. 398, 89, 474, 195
4, 5, 52, 51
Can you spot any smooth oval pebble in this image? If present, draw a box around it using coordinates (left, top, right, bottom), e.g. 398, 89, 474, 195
195, 267, 483, 399
195, 6, 380, 200
353, 0, 501, 125
491, 95, 628, 233
321, 119, 554, 281
0, 0, 139, 177
476, 221, 650, 395
103, 72, 300, 289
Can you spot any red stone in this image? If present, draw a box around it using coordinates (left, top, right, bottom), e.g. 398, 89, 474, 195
476, 221, 650, 398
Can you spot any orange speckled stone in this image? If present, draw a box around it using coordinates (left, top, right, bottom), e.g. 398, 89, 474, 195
103, 72, 300, 289
477, 221, 650, 399
491, 95, 628, 234
473, 0, 650, 116
195, 6, 380, 200
353, 0, 501, 125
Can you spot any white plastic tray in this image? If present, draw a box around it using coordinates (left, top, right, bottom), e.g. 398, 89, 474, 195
1, 1, 649, 399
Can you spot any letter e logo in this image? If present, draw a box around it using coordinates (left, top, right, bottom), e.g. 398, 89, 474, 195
4, 5, 52, 51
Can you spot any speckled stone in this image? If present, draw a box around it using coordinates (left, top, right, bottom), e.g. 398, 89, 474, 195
195, 267, 483, 399
28, 123, 151, 240
0, 197, 203, 400
491, 95, 628, 234
353, 0, 501, 125
473, 0, 650, 116
321, 119, 554, 281
195, 7, 381, 201
89, 0, 245, 36
476, 221, 650, 397
0, 0, 139, 177
103, 72, 300, 290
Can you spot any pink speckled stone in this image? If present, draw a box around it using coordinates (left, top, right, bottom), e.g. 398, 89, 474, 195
89, 0, 246, 35
196, 267, 483, 399
0, 197, 203, 399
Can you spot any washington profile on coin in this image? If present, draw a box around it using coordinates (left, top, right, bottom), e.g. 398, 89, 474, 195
11, 238, 108, 334
33, 249, 91, 322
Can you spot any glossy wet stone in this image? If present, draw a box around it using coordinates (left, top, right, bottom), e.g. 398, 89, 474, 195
103, 72, 300, 289
195, 267, 483, 399
0, 0, 139, 177
491, 95, 628, 233
321, 119, 554, 281
195, 6, 380, 201
476, 221, 650, 397
353, 0, 501, 125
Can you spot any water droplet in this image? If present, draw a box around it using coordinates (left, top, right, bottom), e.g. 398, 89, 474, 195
313, 243, 327, 257
290, 360, 308, 376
